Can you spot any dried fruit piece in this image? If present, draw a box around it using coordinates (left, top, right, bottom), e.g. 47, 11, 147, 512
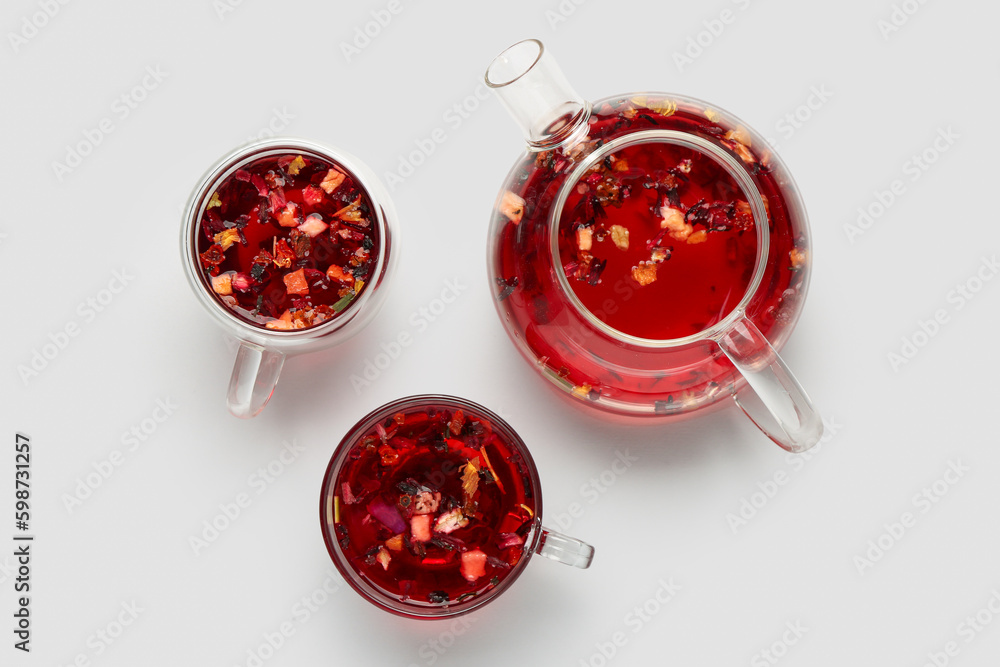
479, 446, 505, 495
650, 246, 672, 263
434, 508, 468, 534
302, 185, 324, 206
200, 244, 225, 273
287, 155, 306, 175
448, 409, 465, 435
214, 228, 241, 251
298, 214, 328, 238
499, 190, 525, 224
284, 268, 309, 296
375, 546, 391, 571
273, 238, 295, 268
576, 226, 593, 251
385, 534, 404, 551
687, 230, 708, 244
411, 514, 433, 542
790, 248, 807, 269
326, 264, 353, 283
460, 550, 487, 582
207, 192, 221, 209
660, 205, 692, 241
632, 262, 657, 286
265, 309, 294, 330
211, 273, 233, 295
320, 168, 346, 194
413, 491, 441, 515
461, 459, 480, 499
334, 197, 365, 223
276, 201, 299, 227
609, 224, 629, 250
231, 273, 251, 292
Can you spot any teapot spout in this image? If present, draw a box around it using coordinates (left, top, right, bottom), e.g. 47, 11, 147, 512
485, 39, 590, 150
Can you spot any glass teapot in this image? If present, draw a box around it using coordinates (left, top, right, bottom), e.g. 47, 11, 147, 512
484, 39, 822, 452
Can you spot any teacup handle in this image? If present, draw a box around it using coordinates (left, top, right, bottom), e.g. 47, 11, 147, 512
536, 527, 594, 569
227, 342, 285, 419
715, 315, 823, 453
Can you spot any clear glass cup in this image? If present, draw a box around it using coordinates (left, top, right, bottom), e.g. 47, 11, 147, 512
319, 395, 594, 619
485, 39, 823, 452
181, 137, 397, 418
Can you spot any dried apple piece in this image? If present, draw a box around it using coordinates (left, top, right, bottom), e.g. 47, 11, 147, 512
302, 185, 324, 206
326, 265, 353, 283
460, 550, 487, 582
283, 268, 309, 296
576, 226, 593, 251
298, 214, 328, 238
211, 273, 233, 295
434, 509, 468, 534
320, 168, 346, 194
499, 191, 525, 224
609, 225, 629, 250
207, 192, 221, 209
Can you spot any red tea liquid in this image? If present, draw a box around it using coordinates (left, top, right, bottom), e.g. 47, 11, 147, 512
196, 153, 380, 330
557, 141, 757, 340
326, 405, 536, 607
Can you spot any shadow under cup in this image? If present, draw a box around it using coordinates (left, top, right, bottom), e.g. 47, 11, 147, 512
319, 395, 594, 619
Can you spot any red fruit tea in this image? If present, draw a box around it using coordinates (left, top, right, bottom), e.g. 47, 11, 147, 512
323, 403, 537, 609
557, 140, 757, 340
196, 153, 379, 330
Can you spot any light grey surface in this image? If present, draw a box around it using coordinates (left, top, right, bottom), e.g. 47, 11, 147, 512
2, 0, 998, 665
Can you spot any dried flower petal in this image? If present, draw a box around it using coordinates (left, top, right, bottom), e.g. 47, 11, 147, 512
479, 446, 505, 495
499, 190, 525, 224
375, 546, 391, 571
609, 225, 629, 250
273, 238, 295, 268
214, 228, 241, 251
287, 155, 306, 175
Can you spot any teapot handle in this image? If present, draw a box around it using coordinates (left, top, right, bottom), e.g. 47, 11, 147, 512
715, 314, 823, 453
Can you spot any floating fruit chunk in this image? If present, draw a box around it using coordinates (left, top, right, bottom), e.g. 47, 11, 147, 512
460, 550, 487, 582
211, 273, 233, 295
302, 185, 324, 206
434, 508, 469, 534
411, 514, 433, 542
320, 168, 346, 194
413, 491, 441, 515
576, 226, 593, 251
609, 224, 629, 250
632, 262, 657, 286
276, 202, 299, 227
790, 248, 807, 270
286, 155, 306, 175
283, 268, 309, 296
207, 192, 221, 209
214, 228, 241, 251
687, 230, 708, 245
499, 190, 525, 224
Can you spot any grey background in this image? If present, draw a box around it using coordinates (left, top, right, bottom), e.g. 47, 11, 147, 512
2, 0, 998, 665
